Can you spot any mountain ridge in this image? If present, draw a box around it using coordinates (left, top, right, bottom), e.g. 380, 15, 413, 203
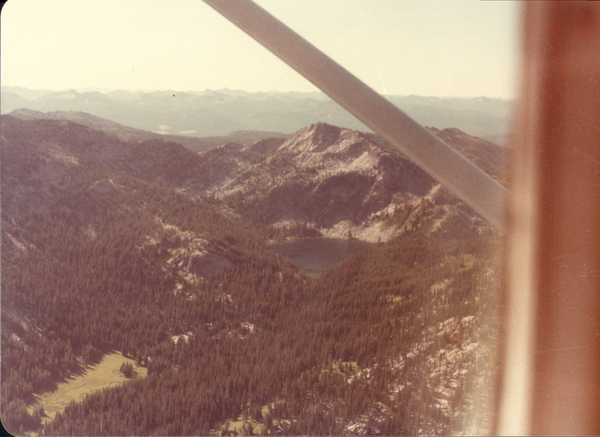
1, 114, 505, 244
7, 108, 288, 151
196, 121, 506, 242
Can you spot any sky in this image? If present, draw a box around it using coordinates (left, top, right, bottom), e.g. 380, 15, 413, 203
1, 0, 521, 98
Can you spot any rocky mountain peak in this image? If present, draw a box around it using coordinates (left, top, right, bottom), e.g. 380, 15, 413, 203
273, 122, 382, 173
278, 122, 344, 155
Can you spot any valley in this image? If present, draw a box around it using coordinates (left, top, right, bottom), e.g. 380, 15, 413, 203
1, 110, 505, 435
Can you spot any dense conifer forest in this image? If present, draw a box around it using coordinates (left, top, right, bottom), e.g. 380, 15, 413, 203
1, 115, 503, 435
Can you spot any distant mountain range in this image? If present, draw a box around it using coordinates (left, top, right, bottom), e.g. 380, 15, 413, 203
1, 86, 513, 145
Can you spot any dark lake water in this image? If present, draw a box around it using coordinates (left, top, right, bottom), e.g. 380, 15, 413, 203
267, 238, 378, 276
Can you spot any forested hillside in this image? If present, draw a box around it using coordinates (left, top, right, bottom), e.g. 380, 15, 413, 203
1, 115, 503, 435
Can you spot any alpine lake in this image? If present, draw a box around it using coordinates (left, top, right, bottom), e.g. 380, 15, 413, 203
267, 238, 379, 276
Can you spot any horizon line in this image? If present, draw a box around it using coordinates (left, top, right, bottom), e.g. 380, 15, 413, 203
1, 85, 516, 101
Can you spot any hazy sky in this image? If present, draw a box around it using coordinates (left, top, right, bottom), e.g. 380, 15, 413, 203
1, 0, 521, 98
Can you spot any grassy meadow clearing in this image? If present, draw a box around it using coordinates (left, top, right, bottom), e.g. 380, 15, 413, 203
31, 352, 146, 426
